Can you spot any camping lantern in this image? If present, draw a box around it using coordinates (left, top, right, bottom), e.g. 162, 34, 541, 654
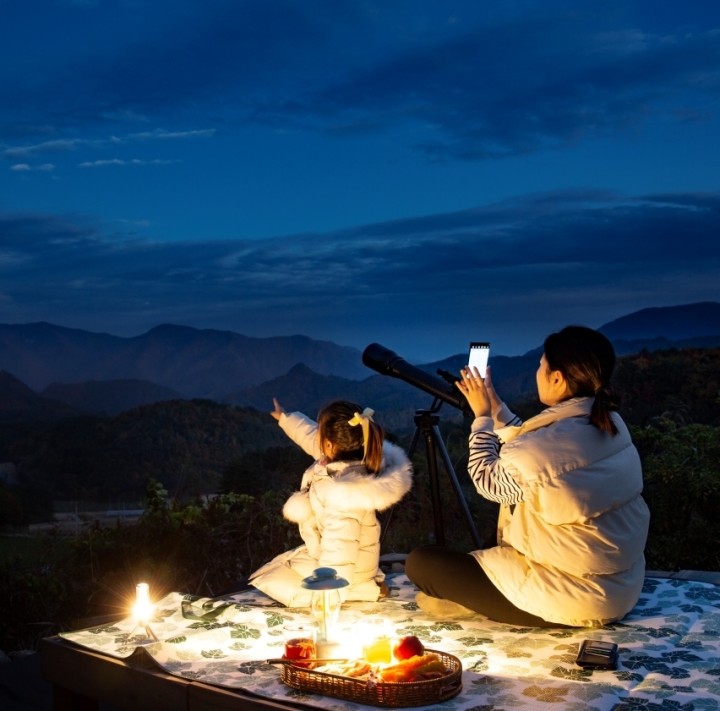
302, 567, 349, 644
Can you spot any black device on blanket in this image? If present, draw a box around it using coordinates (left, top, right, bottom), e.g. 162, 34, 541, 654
575, 639, 619, 670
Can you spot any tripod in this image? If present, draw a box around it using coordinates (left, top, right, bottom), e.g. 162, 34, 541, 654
382, 400, 483, 549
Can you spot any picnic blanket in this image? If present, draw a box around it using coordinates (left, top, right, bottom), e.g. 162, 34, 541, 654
61, 573, 720, 710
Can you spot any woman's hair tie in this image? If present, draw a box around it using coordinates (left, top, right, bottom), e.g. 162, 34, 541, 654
348, 408, 375, 459
593, 384, 620, 412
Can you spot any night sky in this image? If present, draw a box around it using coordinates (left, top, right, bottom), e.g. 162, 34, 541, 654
2, 0, 719, 363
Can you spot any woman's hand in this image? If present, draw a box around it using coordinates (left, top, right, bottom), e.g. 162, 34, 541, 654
483, 366, 503, 413
456, 366, 491, 418
270, 397, 285, 421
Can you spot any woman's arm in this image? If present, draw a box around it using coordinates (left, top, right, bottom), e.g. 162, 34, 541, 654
467, 427, 524, 505
456, 367, 524, 504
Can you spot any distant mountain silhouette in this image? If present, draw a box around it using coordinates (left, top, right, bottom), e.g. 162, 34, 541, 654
228, 363, 368, 412
0, 322, 367, 397
227, 363, 445, 433
599, 302, 720, 341
41, 379, 186, 416
1, 302, 719, 422
0, 371, 86, 422
240, 301, 720, 427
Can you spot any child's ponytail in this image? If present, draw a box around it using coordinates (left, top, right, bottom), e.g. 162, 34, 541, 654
348, 408, 385, 474
318, 400, 385, 473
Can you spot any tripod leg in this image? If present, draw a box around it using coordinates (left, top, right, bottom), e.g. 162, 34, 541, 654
422, 427, 446, 546
379, 428, 421, 548
431, 425, 483, 548
380, 410, 483, 550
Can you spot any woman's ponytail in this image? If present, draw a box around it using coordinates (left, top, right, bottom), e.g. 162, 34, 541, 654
590, 386, 619, 435
544, 326, 620, 435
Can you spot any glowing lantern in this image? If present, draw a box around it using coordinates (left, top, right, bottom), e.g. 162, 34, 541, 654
302, 567, 349, 645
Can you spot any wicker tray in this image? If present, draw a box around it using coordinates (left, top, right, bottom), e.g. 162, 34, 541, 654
280, 649, 462, 708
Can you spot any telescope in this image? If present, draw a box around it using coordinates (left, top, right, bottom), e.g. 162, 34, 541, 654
362, 342, 481, 547
362, 343, 471, 416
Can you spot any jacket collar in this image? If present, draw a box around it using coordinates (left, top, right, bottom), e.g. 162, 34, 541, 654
497, 397, 593, 444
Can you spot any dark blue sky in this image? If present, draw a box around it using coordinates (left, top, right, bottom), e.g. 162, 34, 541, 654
1, 0, 719, 362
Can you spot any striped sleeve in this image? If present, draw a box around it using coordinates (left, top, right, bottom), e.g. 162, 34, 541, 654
467, 425, 524, 505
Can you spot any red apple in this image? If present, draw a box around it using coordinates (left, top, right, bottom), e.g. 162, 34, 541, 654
392, 635, 425, 661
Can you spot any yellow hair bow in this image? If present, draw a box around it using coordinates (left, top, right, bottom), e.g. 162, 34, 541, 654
348, 407, 375, 459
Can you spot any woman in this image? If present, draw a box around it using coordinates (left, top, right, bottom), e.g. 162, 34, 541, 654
406, 326, 650, 627
250, 398, 413, 607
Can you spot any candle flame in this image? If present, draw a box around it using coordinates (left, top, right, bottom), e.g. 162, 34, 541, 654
133, 582, 154, 624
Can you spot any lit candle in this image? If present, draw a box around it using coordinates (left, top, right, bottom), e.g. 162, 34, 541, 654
133, 582, 154, 624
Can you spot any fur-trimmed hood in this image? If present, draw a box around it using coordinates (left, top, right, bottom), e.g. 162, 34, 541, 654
283, 440, 412, 523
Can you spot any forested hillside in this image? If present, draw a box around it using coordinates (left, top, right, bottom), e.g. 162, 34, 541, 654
508, 346, 720, 426
614, 347, 720, 426
0, 400, 290, 522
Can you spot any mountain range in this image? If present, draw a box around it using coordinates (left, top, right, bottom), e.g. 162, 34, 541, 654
0, 323, 367, 397
1, 301, 719, 422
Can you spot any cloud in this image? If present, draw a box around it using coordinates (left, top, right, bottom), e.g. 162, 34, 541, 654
0, 1, 350, 138
78, 158, 178, 168
0, 190, 717, 358
1, 2, 718, 358
4, 139, 89, 158
2, 129, 213, 162
4, 2, 717, 164
10, 163, 54, 172
127, 129, 216, 141
279, 16, 720, 159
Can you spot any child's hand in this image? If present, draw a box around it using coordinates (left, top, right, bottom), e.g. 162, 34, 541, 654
270, 397, 285, 421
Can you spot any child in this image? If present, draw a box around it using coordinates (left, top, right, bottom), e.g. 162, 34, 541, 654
249, 398, 413, 606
